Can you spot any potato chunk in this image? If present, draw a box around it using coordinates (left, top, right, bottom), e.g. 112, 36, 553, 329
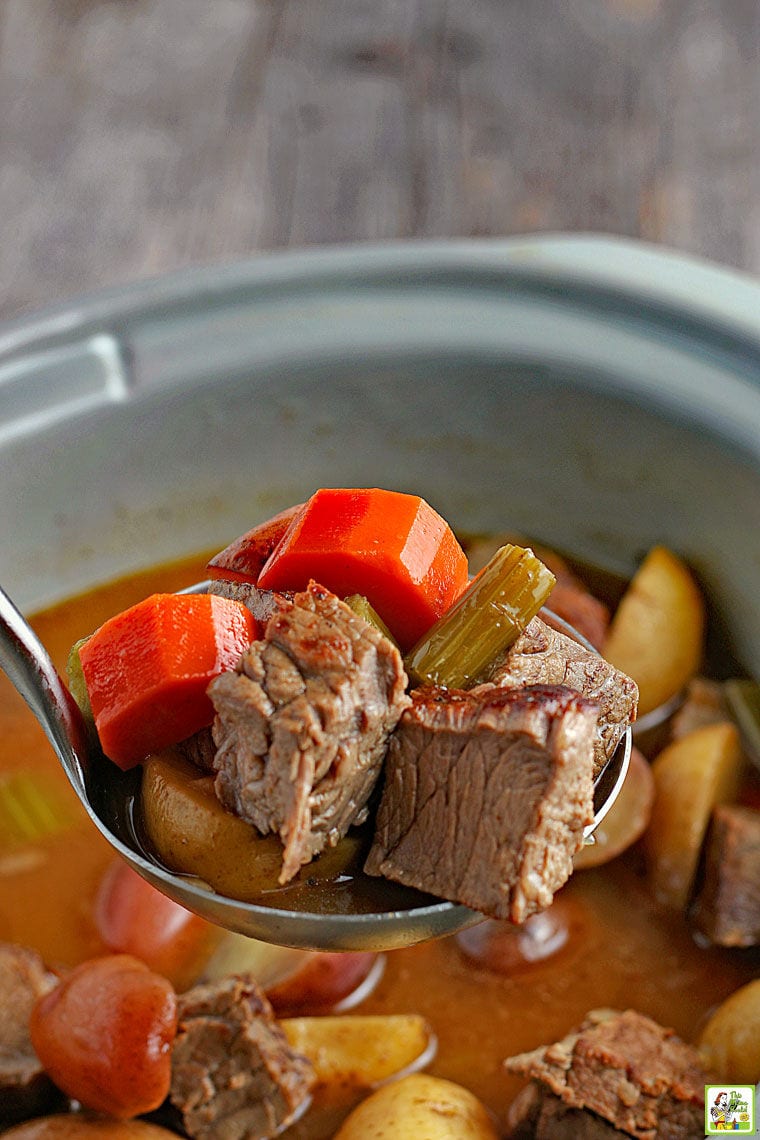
603, 546, 705, 717
280, 1014, 433, 1087
647, 722, 743, 909
698, 979, 760, 1083
333, 1073, 498, 1139
140, 750, 358, 901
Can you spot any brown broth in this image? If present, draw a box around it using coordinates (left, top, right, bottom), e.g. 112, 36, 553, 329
0, 555, 758, 1137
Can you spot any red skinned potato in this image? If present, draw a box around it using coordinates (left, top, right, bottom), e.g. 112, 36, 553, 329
265, 951, 383, 1017
93, 861, 221, 991
207, 502, 304, 581
0, 1118, 179, 1139
29, 955, 177, 1120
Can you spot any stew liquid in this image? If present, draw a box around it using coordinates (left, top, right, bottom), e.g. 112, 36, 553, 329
1, 555, 757, 1137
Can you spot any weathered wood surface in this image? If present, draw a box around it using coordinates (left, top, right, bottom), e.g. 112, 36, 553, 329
1, 0, 759, 319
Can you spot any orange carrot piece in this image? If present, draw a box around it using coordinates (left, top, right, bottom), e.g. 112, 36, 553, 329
207, 502, 305, 582
79, 593, 256, 769
257, 488, 469, 650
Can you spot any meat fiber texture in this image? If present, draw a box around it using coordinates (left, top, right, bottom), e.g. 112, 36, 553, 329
478, 616, 638, 778
364, 684, 597, 922
209, 582, 410, 883
692, 803, 760, 947
170, 973, 314, 1140
0, 942, 59, 1127
504, 1009, 711, 1140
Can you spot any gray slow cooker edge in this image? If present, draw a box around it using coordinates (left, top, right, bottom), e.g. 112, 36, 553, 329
0, 236, 758, 677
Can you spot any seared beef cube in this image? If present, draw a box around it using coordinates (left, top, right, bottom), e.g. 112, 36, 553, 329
365, 684, 596, 923
0, 942, 59, 1127
170, 973, 314, 1140
692, 804, 760, 946
507, 1081, 630, 1138
210, 582, 410, 883
207, 579, 287, 625
478, 616, 638, 777
504, 1008, 711, 1139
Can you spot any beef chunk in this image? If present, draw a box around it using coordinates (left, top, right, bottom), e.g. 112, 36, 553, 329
504, 1008, 711, 1139
507, 1080, 630, 1138
170, 973, 314, 1140
207, 579, 288, 625
0, 942, 59, 1127
209, 582, 410, 883
692, 803, 760, 946
365, 684, 596, 922
478, 616, 638, 777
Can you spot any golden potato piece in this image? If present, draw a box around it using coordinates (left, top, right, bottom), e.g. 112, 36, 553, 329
140, 750, 359, 901
333, 1073, 498, 1139
281, 1014, 434, 1087
647, 721, 742, 909
698, 979, 760, 1083
574, 746, 654, 869
604, 546, 705, 717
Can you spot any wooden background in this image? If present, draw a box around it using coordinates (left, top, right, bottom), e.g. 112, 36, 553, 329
1, 0, 759, 320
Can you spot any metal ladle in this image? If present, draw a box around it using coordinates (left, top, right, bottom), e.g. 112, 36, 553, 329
0, 585, 630, 952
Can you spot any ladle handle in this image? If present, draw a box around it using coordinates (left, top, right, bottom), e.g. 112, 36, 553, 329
0, 585, 89, 786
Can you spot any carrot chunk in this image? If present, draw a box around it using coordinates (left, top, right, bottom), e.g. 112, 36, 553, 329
257, 488, 469, 650
79, 593, 256, 769
207, 502, 304, 582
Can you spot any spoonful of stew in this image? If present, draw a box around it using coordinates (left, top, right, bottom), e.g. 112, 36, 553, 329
0, 489, 636, 952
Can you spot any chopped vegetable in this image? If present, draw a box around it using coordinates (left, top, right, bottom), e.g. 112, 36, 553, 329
343, 593, 397, 644
257, 488, 469, 650
280, 1014, 433, 1087
29, 954, 178, 1119
647, 721, 743, 909
405, 543, 555, 689
573, 746, 654, 869
78, 593, 256, 769
66, 636, 94, 726
698, 978, 760, 1083
334, 1072, 499, 1139
140, 750, 362, 900
603, 545, 705, 717
93, 861, 221, 991
0, 771, 79, 850
207, 502, 304, 582
265, 951, 380, 1016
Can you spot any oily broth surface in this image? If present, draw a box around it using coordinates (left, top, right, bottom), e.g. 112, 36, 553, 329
0, 554, 758, 1136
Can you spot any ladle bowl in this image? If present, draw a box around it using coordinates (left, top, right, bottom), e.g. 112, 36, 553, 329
0, 580, 631, 952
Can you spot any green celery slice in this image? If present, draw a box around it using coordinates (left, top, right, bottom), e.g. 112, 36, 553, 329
0, 771, 79, 851
405, 543, 556, 690
344, 594, 398, 646
66, 635, 94, 726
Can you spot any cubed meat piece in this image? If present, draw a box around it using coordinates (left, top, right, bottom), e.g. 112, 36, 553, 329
507, 1080, 630, 1138
692, 804, 760, 947
209, 581, 410, 883
478, 616, 638, 777
207, 579, 288, 625
364, 684, 596, 923
504, 1008, 711, 1140
0, 942, 59, 1127
170, 973, 314, 1140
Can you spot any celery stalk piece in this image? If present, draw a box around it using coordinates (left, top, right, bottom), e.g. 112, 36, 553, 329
0, 771, 79, 850
344, 594, 398, 646
725, 679, 760, 768
405, 544, 556, 690
66, 635, 94, 726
